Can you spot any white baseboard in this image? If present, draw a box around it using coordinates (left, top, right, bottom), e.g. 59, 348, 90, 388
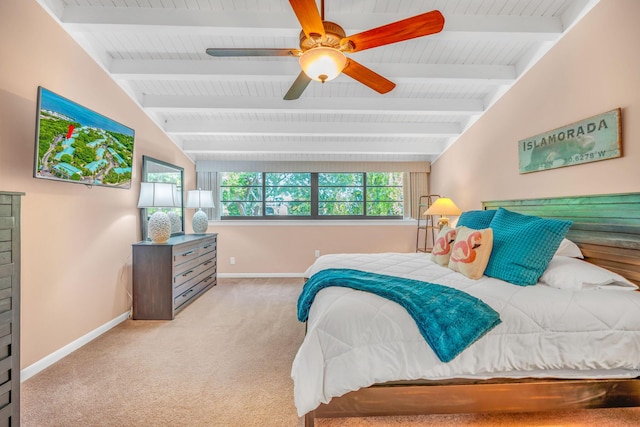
19, 275, 302, 381
20, 311, 131, 383
217, 272, 305, 278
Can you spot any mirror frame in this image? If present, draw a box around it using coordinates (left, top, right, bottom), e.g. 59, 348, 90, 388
140, 155, 185, 241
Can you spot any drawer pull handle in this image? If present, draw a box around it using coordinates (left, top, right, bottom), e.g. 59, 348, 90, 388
182, 270, 194, 277
182, 250, 195, 257
204, 245, 212, 249
203, 260, 213, 266
181, 289, 194, 297
204, 275, 213, 282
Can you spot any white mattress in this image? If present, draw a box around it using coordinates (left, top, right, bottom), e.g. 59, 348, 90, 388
291, 252, 640, 416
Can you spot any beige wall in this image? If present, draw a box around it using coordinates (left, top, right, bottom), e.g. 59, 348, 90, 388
1, 0, 195, 368
430, 0, 640, 210
212, 222, 417, 275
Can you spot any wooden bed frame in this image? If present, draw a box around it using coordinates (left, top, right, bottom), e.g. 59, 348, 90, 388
303, 192, 640, 426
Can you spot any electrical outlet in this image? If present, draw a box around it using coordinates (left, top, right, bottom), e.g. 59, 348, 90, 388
230, 257, 236, 265
314, 250, 320, 258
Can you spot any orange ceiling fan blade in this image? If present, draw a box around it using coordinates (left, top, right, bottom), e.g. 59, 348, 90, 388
206, 48, 301, 57
341, 10, 445, 53
284, 71, 313, 100
289, 0, 325, 39
341, 59, 396, 94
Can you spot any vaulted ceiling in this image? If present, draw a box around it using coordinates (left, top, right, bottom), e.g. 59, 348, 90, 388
36, 0, 599, 163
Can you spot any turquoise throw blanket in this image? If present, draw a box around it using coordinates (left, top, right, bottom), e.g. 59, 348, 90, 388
298, 268, 501, 363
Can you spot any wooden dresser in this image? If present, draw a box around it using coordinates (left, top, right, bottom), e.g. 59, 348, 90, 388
0, 192, 22, 426
132, 233, 217, 320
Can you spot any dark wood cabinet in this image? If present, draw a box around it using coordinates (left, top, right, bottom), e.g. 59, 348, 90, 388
0, 192, 22, 426
132, 234, 217, 320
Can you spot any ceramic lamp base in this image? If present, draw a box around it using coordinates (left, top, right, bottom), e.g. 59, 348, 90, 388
437, 216, 450, 230
148, 211, 172, 243
192, 209, 209, 234
167, 211, 182, 233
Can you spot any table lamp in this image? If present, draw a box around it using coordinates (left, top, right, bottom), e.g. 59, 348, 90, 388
137, 182, 178, 243
168, 186, 183, 234
186, 189, 214, 234
424, 197, 462, 229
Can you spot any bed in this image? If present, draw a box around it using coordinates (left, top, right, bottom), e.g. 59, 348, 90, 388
292, 192, 640, 426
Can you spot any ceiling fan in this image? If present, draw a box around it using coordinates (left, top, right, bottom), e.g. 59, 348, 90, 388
205, 0, 445, 100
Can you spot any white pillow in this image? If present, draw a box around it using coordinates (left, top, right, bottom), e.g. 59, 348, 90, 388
554, 238, 584, 258
539, 256, 638, 290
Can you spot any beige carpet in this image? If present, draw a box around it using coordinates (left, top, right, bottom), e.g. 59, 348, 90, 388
22, 278, 640, 426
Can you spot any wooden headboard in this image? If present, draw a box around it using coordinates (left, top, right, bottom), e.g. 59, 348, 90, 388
483, 192, 640, 285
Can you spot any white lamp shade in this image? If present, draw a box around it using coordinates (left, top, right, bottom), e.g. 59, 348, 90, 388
424, 197, 462, 217
186, 190, 214, 209
137, 182, 178, 208
299, 47, 347, 83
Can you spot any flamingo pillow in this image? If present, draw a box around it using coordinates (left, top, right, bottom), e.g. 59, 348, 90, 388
431, 226, 457, 266
448, 226, 494, 280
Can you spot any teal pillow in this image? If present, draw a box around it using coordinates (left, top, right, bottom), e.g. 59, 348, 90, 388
457, 210, 496, 230
484, 208, 572, 286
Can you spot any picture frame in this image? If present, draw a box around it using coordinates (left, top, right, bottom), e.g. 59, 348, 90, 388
518, 108, 621, 174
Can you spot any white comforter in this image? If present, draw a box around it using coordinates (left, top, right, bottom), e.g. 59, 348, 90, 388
291, 252, 640, 416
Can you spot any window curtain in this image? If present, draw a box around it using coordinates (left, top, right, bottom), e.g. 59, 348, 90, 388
195, 171, 218, 220
403, 172, 429, 220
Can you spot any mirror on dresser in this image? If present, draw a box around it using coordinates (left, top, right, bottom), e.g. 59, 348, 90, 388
140, 156, 184, 241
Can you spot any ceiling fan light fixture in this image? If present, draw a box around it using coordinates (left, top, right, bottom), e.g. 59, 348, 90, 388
299, 47, 347, 83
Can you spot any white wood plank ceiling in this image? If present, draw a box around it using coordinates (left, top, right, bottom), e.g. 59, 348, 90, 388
36, 0, 600, 163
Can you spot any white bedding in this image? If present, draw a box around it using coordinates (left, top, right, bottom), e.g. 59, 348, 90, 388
291, 252, 640, 416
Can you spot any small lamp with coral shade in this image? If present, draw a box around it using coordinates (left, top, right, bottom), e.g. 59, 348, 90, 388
424, 197, 462, 229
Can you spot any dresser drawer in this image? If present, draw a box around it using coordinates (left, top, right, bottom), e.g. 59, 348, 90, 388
174, 261, 216, 295
174, 272, 216, 310
200, 238, 216, 253
172, 249, 216, 286
173, 242, 204, 266
172, 236, 216, 268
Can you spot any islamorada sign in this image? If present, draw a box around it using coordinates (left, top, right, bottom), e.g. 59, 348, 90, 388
518, 108, 621, 174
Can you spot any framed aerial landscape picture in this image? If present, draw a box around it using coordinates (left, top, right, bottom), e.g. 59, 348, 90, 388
34, 86, 135, 189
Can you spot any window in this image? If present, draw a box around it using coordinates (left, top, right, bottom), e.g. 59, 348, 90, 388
220, 172, 403, 219
265, 173, 311, 216
318, 173, 363, 216
366, 172, 404, 216
220, 172, 263, 217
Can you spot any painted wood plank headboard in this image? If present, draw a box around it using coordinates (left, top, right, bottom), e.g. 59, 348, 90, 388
482, 192, 640, 285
